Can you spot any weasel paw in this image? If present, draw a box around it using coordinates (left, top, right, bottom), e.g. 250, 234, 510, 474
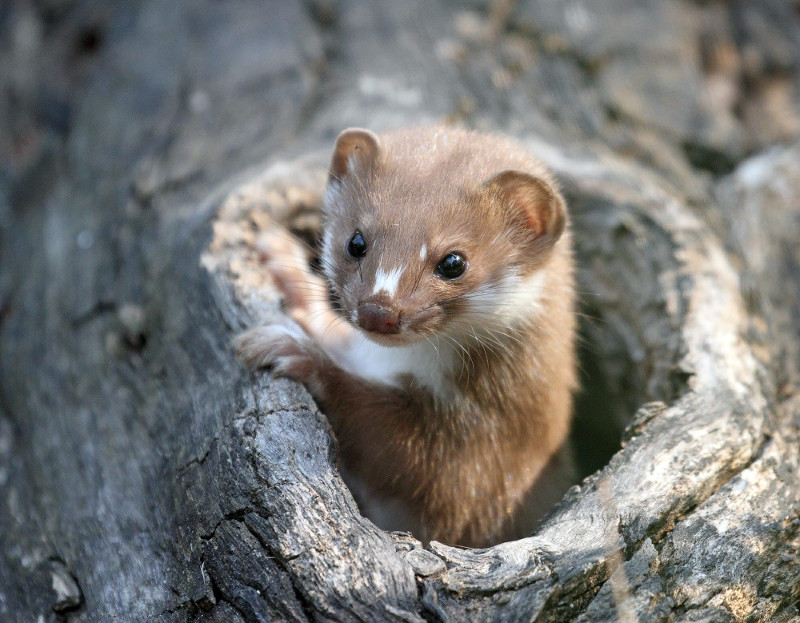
233, 324, 315, 380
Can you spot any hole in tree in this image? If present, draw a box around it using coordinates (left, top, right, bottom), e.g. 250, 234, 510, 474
264, 173, 690, 539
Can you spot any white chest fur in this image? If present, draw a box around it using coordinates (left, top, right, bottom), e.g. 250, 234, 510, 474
332, 332, 459, 402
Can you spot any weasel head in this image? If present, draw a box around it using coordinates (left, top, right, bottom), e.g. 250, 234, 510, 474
321, 127, 568, 347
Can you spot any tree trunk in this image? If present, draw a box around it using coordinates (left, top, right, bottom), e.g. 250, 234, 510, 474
1, 1, 799, 621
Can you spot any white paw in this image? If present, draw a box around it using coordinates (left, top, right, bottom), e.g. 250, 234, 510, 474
233, 323, 312, 374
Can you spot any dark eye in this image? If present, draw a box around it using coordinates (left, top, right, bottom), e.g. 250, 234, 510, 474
436, 253, 467, 280
346, 231, 367, 258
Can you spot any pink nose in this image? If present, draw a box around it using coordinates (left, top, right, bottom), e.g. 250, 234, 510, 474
357, 304, 400, 334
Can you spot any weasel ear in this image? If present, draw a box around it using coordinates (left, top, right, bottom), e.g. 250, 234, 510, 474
484, 170, 566, 241
329, 128, 380, 184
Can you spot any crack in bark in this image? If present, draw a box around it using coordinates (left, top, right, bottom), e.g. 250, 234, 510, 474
241, 514, 316, 622
175, 435, 219, 475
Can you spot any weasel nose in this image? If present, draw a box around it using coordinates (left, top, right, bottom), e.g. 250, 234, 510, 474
357, 303, 401, 334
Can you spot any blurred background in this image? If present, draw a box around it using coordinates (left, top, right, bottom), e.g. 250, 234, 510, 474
2, 0, 799, 190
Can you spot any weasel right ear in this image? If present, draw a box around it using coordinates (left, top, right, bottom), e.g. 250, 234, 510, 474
329, 128, 380, 184
484, 170, 566, 242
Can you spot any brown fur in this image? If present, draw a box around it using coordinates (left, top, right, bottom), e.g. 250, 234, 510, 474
236, 126, 577, 547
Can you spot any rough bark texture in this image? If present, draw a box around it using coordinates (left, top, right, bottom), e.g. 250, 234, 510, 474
1, 1, 799, 621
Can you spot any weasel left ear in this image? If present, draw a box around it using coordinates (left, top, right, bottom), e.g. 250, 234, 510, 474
484, 170, 566, 241
329, 128, 381, 184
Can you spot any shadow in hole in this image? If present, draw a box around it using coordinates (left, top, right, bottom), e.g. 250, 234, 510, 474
571, 310, 631, 478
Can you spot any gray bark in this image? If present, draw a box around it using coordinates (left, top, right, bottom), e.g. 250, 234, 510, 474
1, 1, 799, 621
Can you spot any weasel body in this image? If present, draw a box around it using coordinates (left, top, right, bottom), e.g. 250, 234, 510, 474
236, 126, 577, 547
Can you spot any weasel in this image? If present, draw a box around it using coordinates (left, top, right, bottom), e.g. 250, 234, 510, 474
235, 126, 577, 547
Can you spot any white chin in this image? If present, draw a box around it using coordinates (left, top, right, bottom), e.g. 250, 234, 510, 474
358, 328, 421, 347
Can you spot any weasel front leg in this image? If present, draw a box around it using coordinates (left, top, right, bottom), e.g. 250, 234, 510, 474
254, 228, 351, 351
236, 225, 358, 400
